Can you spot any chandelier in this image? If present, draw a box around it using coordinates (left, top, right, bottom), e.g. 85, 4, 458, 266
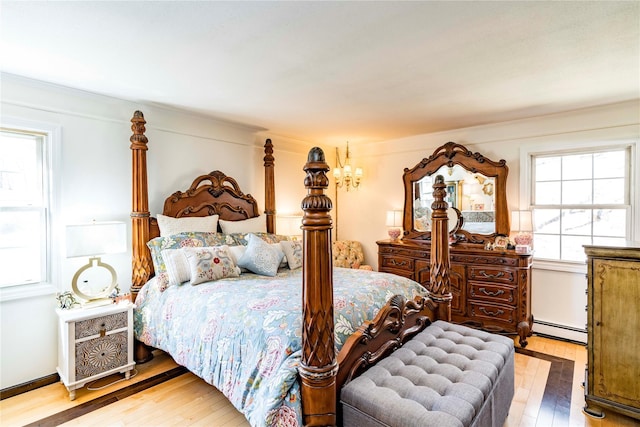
333, 142, 363, 191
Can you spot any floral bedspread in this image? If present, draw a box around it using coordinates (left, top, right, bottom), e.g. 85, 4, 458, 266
134, 267, 426, 427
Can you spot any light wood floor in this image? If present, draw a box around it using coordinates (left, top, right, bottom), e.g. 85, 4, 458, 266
1, 336, 638, 426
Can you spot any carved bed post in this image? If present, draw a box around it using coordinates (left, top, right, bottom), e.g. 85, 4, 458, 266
264, 139, 276, 234
299, 147, 337, 427
130, 111, 151, 301
429, 175, 453, 321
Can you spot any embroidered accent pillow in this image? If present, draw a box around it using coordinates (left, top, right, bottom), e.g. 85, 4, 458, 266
183, 246, 241, 285
157, 214, 219, 237
237, 233, 283, 276
280, 240, 303, 270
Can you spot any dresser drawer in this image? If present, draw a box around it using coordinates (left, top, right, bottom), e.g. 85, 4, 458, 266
468, 301, 515, 325
382, 268, 415, 281
75, 330, 129, 380
75, 311, 128, 339
468, 282, 516, 304
451, 253, 518, 267
468, 266, 515, 284
380, 255, 414, 272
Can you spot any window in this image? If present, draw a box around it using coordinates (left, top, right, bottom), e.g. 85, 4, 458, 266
0, 120, 60, 295
530, 147, 631, 263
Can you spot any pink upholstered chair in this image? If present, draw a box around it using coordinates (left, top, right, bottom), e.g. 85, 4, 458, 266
332, 240, 373, 271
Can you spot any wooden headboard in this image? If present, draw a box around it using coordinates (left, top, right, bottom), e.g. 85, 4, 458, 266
129, 110, 275, 295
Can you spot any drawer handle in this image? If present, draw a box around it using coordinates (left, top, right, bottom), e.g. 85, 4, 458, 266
479, 271, 505, 279
479, 287, 505, 297
100, 328, 106, 337
389, 259, 408, 267
479, 307, 504, 316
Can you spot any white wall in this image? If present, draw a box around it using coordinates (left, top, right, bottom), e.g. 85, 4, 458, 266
2, 72, 637, 388
0, 74, 312, 389
336, 100, 640, 343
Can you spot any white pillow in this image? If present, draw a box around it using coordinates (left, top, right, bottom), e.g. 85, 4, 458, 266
182, 245, 241, 285
237, 234, 282, 276
280, 240, 303, 270
227, 245, 247, 265
161, 248, 191, 286
227, 245, 249, 272
157, 214, 219, 237
219, 216, 266, 234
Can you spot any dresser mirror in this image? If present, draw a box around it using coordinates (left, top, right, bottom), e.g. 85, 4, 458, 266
402, 142, 509, 245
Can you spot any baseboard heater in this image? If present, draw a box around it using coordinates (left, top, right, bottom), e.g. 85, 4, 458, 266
533, 319, 587, 345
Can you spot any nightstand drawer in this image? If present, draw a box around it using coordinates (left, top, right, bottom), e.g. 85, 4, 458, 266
75, 311, 128, 339
76, 330, 129, 380
468, 266, 515, 284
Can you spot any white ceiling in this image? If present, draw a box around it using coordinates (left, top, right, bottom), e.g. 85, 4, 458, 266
1, 1, 638, 145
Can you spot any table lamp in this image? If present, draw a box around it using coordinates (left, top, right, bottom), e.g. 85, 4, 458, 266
66, 221, 126, 307
276, 214, 303, 240
511, 211, 533, 254
386, 210, 403, 241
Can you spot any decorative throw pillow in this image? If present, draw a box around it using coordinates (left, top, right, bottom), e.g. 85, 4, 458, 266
182, 246, 241, 285
147, 232, 236, 277
237, 233, 283, 276
157, 214, 219, 237
161, 248, 190, 287
280, 240, 303, 270
219, 216, 266, 234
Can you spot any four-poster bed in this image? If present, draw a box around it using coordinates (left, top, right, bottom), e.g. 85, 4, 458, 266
128, 111, 453, 426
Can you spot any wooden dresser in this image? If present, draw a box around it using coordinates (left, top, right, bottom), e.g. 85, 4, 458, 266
583, 243, 640, 420
378, 239, 533, 347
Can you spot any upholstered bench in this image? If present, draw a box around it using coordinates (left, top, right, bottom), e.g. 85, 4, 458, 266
340, 320, 515, 427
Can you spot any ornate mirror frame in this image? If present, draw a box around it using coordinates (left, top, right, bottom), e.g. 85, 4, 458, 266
402, 142, 509, 245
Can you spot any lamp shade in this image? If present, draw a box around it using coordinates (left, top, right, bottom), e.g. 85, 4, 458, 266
66, 221, 127, 258
386, 210, 403, 227
511, 211, 533, 232
276, 215, 303, 238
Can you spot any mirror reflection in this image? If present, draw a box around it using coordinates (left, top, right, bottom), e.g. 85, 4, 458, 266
413, 165, 496, 234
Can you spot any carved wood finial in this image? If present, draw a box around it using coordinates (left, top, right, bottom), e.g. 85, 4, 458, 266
300, 146, 337, 426
130, 111, 148, 151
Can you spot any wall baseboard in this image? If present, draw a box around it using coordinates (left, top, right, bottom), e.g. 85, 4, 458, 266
0, 373, 59, 400
534, 319, 587, 344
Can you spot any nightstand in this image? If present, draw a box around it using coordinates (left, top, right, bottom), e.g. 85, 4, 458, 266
56, 302, 135, 400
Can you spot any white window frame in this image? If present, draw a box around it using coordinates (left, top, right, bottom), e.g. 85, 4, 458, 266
520, 137, 638, 273
0, 117, 61, 302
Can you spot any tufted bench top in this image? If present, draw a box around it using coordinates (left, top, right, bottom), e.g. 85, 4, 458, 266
340, 320, 515, 427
